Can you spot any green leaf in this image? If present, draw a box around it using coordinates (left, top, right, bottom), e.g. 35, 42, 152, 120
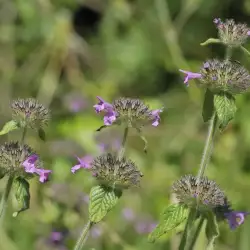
200, 38, 221, 46
13, 177, 30, 217
38, 128, 46, 141
214, 93, 237, 131
205, 212, 219, 250
148, 204, 188, 243
202, 89, 214, 122
0, 120, 19, 136
89, 185, 122, 223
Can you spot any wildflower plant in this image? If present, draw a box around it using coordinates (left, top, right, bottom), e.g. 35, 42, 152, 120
148, 18, 250, 250
71, 96, 162, 250
0, 98, 51, 219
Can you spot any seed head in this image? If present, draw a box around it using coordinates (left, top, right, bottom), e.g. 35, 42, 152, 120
172, 175, 227, 212
214, 18, 250, 47
90, 153, 143, 189
11, 98, 50, 129
0, 141, 40, 178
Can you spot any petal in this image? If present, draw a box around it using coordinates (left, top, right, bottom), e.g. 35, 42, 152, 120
71, 164, 82, 173
37, 169, 52, 183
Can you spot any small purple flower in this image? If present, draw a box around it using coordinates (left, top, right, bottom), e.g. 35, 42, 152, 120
179, 70, 202, 86
22, 154, 52, 183
103, 110, 117, 125
71, 155, 93, 173
23, 154, 39, 173
225, 211, 250, 230
247, 30, 250, 36
135, 221, 157, 234
122, 208, 136, 221
36, 169, 52, 183
50, 232, 64, 243
93, 96, 113, 113
151, 109, 163, 127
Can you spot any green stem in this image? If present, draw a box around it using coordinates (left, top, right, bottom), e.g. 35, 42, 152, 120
179, 209, 197, 250
197, 113, 217, 182
21, 126, 27, 145
119, 127, 129, 159
74, 221, 93, 250
225, 46, 233, 60
0, 176, 14, 222
187, 217, 205, 250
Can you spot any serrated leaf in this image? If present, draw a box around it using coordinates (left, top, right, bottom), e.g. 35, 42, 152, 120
202, 89, 214, 122
13, 177, 30, 217
214, 93, 237, 131
0, 120, 19, 136
38, 128, 46, 141
89, 185, 121, 223
205, 212, 219, 250
148, 204, 188, 243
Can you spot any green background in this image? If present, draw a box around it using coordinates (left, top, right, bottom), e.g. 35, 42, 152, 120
1, 0, 250, 249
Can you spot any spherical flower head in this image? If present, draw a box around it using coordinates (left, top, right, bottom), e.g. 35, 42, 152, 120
11, 98, 50, 129
214, 18, 250, 47
172, 175, 227, 212
94, 96, 163, 127
224, 211, 250, 230
90, 153, 143, 189
0, 141, 38, 178
112, 98, 162, 127
180, 60, 250, 94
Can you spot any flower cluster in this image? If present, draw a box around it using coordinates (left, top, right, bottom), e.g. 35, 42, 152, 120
180, 59, 250, 94
0, 141, 51, 182
214, 18, 250, 47
172, 175, 249, 230
11, 98, 50, 129
94, 96, 163, 128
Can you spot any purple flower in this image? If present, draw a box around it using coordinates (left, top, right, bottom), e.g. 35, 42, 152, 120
225, 211, 250, 230
93, 96, 113, 113
23, 154, 39, 173
151, 109, 163, 127
135, 221, 157, 234
71, 155, 93, 173
179, 70, 202, 86
103, 110, 117, 125
22, 154, 52, 183
122, 208, 136, 221
50, 232, 63, 243
36, 169, 52, 183
248, 30, 250, 36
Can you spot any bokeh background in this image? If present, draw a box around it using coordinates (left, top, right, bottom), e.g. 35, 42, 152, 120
1, 0, 250, 249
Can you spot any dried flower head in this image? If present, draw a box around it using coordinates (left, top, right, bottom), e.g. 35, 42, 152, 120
11, 98, 50, 129
172, 175, 227, 212
214, 18, 250, 47
94, 96, 163, 128
180, 59, 250, 94
90, 153, 143, 189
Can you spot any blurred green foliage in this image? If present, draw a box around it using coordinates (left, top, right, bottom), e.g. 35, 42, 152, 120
1, 0, 250, 249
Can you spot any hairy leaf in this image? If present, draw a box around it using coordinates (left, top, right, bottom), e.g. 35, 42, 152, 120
0, 120, 19, 136
214, 93, 237, 131
148, 204, 188, 243
205, 212, 219, 250
89, 185, 122, 223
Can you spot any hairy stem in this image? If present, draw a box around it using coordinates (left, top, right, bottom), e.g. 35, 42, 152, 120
187, 217, 205, 250
0, 176, 14, 222
119, 127, 129, 159
74, 221, 93, 250
197, 113, 217, 182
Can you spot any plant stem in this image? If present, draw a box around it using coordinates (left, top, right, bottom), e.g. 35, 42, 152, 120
197, 113, 217, 182
225, 46, 233, 60
179, 209, 197, 250
187, 217, 205, 250
119, 127, 129, 159
0, 176, 14, 222
74, 220, 93, 250
21, 126, 27, 145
